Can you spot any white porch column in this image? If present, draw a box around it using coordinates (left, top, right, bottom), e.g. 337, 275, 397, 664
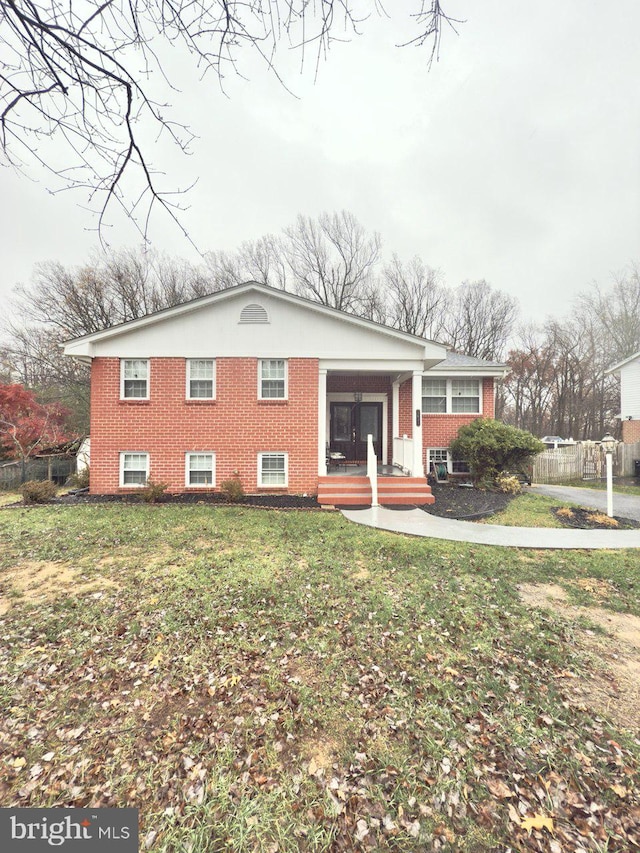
411, 370, 424, 477
392, 379, 400, 441
318, 368, 328, 475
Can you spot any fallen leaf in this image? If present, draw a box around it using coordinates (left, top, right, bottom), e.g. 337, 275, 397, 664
487, 778, 515, 799
355, 819, 369, 841
521, 814, 554, 833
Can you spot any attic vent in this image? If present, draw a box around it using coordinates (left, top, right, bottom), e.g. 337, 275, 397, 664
239, 303, 269, 324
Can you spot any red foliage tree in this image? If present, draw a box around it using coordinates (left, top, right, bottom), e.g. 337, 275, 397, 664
0, 384, 71, 468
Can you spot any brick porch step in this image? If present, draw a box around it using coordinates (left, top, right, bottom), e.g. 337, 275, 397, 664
317, 476, 434, 506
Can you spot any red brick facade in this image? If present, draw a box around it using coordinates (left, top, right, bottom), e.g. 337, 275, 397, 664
622, 419, 640, 444
399, 376, 495, 462
90, 357, 319, 495
90, 358, 497, 494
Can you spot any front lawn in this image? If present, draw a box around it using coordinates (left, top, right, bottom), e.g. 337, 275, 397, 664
0, 505, 638, 852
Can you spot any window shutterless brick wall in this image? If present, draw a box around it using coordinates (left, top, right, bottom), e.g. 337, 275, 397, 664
89, 357, 319, 494
399, 376, 496, 451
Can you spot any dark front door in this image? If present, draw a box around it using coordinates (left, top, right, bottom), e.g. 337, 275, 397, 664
330, 402, 383, 462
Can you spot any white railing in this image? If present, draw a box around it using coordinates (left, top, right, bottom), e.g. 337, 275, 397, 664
367, 433, 379, 507
392, 435, 413, 474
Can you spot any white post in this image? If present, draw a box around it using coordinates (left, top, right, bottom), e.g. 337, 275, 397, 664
606, 451, 613, 518
367, 434, 378, 507
392, 379, 400, 440
411, 371, 424, 477
318, 369, 327, 475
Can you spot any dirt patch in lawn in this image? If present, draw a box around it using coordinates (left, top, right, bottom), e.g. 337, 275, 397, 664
0, 560, 118, 614
518, 582, 640, 732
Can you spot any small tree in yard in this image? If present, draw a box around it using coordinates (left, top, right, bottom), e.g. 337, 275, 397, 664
0, 384, 72, 482
450, 418, 545, 487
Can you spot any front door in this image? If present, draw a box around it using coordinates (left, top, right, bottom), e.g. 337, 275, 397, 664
330, 402, 383, 462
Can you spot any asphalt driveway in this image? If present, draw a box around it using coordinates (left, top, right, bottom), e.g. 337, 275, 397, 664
531, 484, 640, 521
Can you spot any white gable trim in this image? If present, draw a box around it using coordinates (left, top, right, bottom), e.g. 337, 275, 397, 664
605, 351, 640, 375
63, 282, 446, 360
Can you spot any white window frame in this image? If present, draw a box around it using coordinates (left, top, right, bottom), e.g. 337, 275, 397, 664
121, 359, 149, 400
258, 359, 288, 400
120, 452, 149, 487
422, 377, 482, 415
451, 378, 481, 414
427, 447, 450, 472
426, 448, 471, 475
186, 359, 216, 400
185, 452, 216, 488
257, 452, 288, 488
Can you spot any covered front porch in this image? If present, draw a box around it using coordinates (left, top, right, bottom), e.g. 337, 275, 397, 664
317, 365, 430, 479
315, 364, 437, 506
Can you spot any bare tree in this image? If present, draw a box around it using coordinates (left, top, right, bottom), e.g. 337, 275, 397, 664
0, 2, 459, 235
578, 264, 640, 364
284, 211, 381, 312
384, 254, 445, 339
441, 280, 518, 361
2, 248, 210, 431
502, 325, 556, 435
205, 236, 288, 291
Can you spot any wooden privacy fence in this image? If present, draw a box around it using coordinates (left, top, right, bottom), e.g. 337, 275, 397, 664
532, 442, 640, 484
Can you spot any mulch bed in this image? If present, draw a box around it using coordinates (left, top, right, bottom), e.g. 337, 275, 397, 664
52, 491, 322, 509
6, 484, 640, 529
422, 480, 516, 519
551, 505, 640, 530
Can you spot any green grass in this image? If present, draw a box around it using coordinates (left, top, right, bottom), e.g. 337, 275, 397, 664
479, 492, 569, 527
0, 504, 638, 851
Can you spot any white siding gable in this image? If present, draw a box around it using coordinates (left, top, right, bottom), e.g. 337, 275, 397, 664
620, 358, 640, 419
65, 287, 446, 365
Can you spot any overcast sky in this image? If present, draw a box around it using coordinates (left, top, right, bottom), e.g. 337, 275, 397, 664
1, 1, 638, 327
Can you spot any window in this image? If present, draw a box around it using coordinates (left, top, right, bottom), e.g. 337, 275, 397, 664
121, 359, 149, 399
186, 453, 215, 487
258, 452, 288, 487
421, 377, 481, 414
422, 378, 447, 413
259, 359, 287, 399
427, 448, 470, 475
120, 452, 149, 486
451, 379, 480, 413
186, 359, 215, 399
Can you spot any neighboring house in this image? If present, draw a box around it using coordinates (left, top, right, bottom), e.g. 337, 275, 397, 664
605, 351, 640, 443
62, 282, 507, 503
540, 436, 575, 449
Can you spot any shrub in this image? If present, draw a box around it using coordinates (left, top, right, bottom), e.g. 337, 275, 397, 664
139, 480, 169, 503
20, 480, 57, 503
450, 418, 545, 488
220, 476, 245, 503
70, 466, 90, 489
495, 473, 522, 494
586, 512, 619, 528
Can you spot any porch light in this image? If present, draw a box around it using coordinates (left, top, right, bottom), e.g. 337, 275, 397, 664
601, 432, 616, 518
353, 391, 363, 403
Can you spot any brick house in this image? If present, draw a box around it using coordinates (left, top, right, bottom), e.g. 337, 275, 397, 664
63, 282, 506, 503
605, 351, 640, 443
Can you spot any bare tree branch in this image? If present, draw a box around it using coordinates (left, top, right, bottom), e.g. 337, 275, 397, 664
0, 1, 457, 237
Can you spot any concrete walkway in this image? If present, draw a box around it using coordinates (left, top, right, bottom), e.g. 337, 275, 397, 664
531, 484, 640, 521
341, 505, 640, 549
